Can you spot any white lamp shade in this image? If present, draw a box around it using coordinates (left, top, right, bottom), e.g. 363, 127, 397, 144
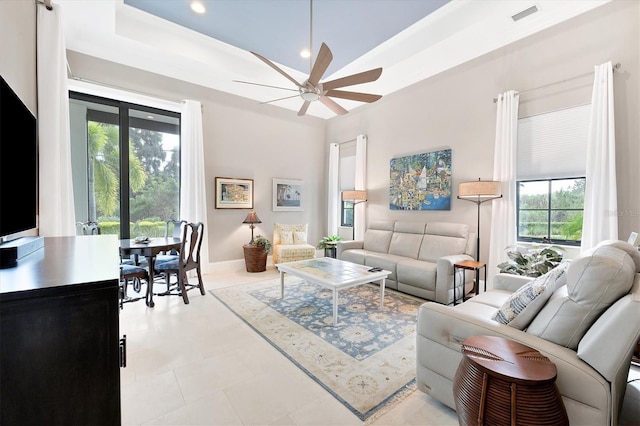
458, 181, 501, 199
342, 190, 367, 201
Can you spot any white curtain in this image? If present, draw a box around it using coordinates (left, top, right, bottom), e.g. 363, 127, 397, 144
327, 143, 340, 236
180, 100, 210, 273
581, 61, 618, 249
37, 2, 76, 237
354, 135, 367, 240
488, 91, 519, 287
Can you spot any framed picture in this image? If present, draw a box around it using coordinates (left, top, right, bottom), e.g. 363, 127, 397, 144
215, 177, 254, 209
273, 178, 303, 211
389, 148, 452, 210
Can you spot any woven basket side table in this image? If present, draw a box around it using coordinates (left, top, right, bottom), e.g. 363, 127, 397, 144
453, 335, 568, 426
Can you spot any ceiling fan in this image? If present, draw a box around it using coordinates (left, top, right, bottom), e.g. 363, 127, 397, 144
235, 1, 383, 117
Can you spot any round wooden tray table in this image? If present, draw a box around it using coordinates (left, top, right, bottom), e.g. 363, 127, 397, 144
453, 335, 568, 426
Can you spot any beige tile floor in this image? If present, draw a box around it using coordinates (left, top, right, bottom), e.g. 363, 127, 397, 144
119, 266, 640, 426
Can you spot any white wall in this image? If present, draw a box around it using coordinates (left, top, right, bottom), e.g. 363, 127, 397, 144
325, 0, 639, 262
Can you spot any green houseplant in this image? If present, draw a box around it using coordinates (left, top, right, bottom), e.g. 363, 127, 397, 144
497, 244, 565, 277
252, 235, 272, 253
317, 235, 342, 249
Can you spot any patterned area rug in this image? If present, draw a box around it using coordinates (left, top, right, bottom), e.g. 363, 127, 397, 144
210, 276, 424, 421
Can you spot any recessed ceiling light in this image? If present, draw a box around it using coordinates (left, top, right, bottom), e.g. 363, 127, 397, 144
300, 48, 311, 59
190, 1, 206, 15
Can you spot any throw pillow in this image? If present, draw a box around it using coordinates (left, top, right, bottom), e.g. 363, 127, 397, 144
280, 231, 294, 245
293, 231, 307, 245
492, 261, 570, 330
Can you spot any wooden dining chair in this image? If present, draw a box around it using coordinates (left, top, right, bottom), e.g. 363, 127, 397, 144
119, 264, 149, 309
154, 222, 205, 304
155, 219, 187, 264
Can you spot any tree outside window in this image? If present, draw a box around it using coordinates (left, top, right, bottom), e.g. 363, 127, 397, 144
517, 178, 585, 245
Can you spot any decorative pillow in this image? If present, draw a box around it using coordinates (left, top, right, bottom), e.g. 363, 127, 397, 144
492, 261, 570, 330
280, 231, 294, 245
293, 231, 307, 245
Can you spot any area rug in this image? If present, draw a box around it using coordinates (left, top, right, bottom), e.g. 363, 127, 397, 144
210, 276, 424, 421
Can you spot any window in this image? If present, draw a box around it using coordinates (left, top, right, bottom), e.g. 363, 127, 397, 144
341, 201, 354, 227
516, 104, 589, 246
69, 92, 180, 239
517, 178, 585, 244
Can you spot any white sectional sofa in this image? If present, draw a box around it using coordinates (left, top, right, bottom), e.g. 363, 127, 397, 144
336, 220, 476, 304
416, 240, 640, 426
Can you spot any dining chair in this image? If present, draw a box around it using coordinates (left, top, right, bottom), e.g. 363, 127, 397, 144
154, 222, 205, 304
79, 221, 100, 235
155, 219, 187, 264
119, 264, 149, 309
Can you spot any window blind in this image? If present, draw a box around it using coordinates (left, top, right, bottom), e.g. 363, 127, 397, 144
517, 104, 590, 180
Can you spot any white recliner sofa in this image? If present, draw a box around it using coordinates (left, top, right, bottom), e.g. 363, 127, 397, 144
416, 240, 640, 426
337, 220, 476, 304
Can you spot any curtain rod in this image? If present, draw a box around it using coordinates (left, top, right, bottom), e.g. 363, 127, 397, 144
333, 138, 357, 145
493, 62, 621, 103
35, 0, 53, 10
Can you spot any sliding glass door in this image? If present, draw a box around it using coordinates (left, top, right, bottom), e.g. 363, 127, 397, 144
69, 92, 180, 239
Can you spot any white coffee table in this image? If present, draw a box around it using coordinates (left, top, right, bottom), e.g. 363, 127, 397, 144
275, 257, 391, 326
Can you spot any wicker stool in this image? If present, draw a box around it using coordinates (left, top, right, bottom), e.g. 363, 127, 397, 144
453, 335, 568, 426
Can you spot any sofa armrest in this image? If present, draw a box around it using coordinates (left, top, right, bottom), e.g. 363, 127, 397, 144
493, 272, 533, 292
435, 254, 474, 304
336, 240, 363, 258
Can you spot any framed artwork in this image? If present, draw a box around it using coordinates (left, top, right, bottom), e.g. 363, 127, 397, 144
273, 178, 303, 211
215, 177, 254, 209
389, 148, 452, 210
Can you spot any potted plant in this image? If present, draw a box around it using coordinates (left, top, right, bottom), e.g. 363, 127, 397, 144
317, 235, 343, 249
317, 235, 342, 258
243, 235, 271, 273
497, 244, 565, 277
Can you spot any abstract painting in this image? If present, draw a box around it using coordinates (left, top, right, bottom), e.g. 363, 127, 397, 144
389, 149, 452, 210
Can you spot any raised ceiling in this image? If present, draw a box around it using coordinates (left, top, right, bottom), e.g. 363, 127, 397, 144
58, 0, 611, 119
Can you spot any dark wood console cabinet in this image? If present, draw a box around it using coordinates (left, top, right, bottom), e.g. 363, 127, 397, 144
0, 236, 122, 425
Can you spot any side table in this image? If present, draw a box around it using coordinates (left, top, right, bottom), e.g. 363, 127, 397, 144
453, 335, 568, 426
453, 260, 486, 305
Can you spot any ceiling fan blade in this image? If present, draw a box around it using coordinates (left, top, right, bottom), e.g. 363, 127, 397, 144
308, 42, 333, 87
297, 101, 311, 116
251, 51, 302, 88
233, 80, 298, 92
319, 96, 348, 115
322, 67, 383, 91
325, 90, 382, 103
259, 94, 300, 105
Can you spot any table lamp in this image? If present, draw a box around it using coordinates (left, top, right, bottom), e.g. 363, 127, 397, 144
242, 211, 262, 244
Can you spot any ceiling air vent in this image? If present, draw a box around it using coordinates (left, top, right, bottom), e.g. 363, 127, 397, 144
512, 5, 539, 22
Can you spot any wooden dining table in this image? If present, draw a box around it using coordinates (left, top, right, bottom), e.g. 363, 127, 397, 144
119, 237, 181, 307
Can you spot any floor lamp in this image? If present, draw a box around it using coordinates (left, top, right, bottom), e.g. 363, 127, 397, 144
457, 179, 502, 261
342, 190, 367, 240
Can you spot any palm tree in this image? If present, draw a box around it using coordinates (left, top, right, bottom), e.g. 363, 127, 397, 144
87, 122, 146, 220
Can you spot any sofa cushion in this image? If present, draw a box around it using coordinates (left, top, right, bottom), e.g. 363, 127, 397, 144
526, 244, 636, 349
397, 259, 437, 291
388, 222, 426, 259
418, 222, 469, 262
492, 261, 570, 330
363, 229, 394, 253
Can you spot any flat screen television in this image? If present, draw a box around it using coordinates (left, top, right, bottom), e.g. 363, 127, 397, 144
0, 75, 38, 242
